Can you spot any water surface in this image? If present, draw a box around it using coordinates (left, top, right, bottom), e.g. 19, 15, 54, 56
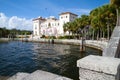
0, 41, 102, 80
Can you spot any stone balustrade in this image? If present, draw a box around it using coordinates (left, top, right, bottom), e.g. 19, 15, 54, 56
77, 55, 120, 80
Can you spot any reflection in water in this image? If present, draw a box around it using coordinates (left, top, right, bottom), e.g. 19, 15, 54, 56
0, 41, 102, 80
33, 43, 71, 55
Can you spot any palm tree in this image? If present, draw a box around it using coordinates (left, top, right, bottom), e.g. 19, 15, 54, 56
63, 22, 71, 35
110, 0, 120, 26
74, 18, 82, 39
90, 4, 116, 40
90, 8, 100, 40
78, 15, 90, 39
100, 4, 116, 40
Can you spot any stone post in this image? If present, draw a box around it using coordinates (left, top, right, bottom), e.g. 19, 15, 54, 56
77, 55, 120, 80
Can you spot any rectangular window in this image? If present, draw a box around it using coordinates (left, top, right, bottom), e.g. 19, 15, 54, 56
35, 31, 37, 35
63, 21, 65, 24
35, 27, 37, 29
35, 24, 37, 29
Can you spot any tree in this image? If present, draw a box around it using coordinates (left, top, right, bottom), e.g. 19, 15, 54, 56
63, 22, 71, 35
90, 8, 100, 40
90, 4, 116, 40
74, 15, 90, 39
110, 0, 120, 26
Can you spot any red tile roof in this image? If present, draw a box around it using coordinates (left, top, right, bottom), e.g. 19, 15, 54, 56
33, 17, 46, 21
59, 12, 78, 16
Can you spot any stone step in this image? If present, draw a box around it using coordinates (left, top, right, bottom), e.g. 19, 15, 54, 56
7, 70, 72, 80
0, 76, 9, 80
7, 73, 30, 80
22, 70, 72, 80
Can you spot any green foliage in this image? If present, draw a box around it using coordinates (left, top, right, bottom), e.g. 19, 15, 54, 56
63, 4, 116, 40
0, 27, 10, 38
63, 14, 90, 37
58, 35, 79, 39
10, 29, 32, 35
110, 0, 120, 26
0, 27, 32, 38
48, 36, 56, 39
89, 4, 116, 39
41, 35, 46, 38
58, 35, 73, 39
110, 0, 120, 9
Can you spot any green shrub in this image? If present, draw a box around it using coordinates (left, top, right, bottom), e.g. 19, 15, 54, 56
48, 36, 56, 39
41, 35, 46, 38
58, 35, 75, 39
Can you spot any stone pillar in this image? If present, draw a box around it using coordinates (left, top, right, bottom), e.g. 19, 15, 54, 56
116, 64, 120, 80
77, 55, 120, 80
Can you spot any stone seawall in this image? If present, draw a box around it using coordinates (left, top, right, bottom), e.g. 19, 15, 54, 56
0, 38, 10, 42
18, 38, 107, 51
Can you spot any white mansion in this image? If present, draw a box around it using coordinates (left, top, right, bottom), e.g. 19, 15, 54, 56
33, 12, 78, 38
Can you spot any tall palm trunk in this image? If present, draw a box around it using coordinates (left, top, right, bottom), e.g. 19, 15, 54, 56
116, 9, 120, 26
107, 23, 110, 40
110, 26, 113, 38
97, 32, 99, 40
100, 28, 102, 39
97, 29, 100, 40
92, 30, 94, 40
102, 31, 105, 38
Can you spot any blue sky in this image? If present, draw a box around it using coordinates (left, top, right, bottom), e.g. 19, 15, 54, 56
0, 0, 109, 30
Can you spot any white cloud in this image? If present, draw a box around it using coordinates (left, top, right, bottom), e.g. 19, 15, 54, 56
0, 12, 32, 30
75, 9, 91, 13
66, 8, 91, 14
0, 13, 8, 28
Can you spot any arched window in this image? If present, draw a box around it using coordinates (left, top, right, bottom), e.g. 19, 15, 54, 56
35, 24, 37, 29
48, 23, 51, 27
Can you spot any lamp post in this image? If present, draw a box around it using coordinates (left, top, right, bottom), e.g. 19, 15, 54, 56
78, 28, 85, 52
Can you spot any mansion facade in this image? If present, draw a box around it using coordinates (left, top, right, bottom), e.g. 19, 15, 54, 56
33, 12, 78, 37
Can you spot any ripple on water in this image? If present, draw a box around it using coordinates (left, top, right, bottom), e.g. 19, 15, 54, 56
0, 41, 102, 80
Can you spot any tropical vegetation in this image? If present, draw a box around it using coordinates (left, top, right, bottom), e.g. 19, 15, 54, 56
63, 4, 117, 40
110, 0, 120, 26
